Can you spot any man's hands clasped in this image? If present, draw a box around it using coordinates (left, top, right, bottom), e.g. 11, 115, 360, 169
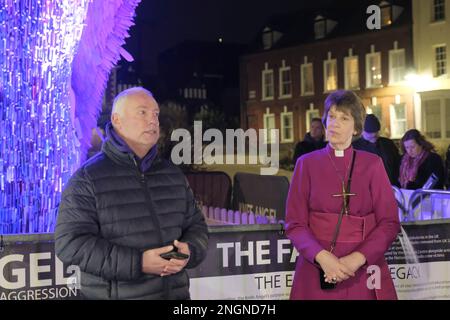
142, 240, 191, 277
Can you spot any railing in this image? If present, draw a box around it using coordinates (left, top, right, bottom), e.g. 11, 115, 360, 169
393, 187, 450, 222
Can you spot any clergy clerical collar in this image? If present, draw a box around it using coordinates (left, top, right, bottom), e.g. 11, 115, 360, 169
335, 149, 344, 157
327, 143, 353, 158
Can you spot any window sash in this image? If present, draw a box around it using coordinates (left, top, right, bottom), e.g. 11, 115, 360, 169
435, 46, 447, 76
345, 56, 359, 89
423, 100, 442, 138
280, 113, 293, 142
366, 53, 382, 87
263, 114, 276, 143
389, 50, 406, 84
301, 64, 314, 95
306, 109, 320, 133
433, 0, 446, 21
262, 71, 274, 99
324, 60, 337, 92
280, 68, 292, 97
390, 103, 407, 138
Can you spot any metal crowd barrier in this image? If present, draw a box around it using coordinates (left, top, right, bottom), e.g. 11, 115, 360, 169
393, 186, 450, 222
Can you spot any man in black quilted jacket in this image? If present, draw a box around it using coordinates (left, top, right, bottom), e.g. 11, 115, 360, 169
55, 87, 208, 299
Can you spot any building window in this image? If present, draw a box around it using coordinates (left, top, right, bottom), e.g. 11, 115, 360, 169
389, 103, 406, 138
324, 59, 337, 92
423, 99, 442, 138
301, 63, 314, 95
262, 27, 283, 50
422, 98, 450, 138
368, 104, 384, 132
366, 52, 382, 88
380, 1, 392, 26
263, 113, 276, 143
389, 49, 406, 84
433, 0, 446, 22
370, 105, 383, 125
314, 17, 326, 39
279, 66, 292, 98
344, 56, 359, 90
306, 108, 320, 133
280, 111, 294, 143
446, 99, 450, 137
435, 45, 447, 77
262, 67, 274, 100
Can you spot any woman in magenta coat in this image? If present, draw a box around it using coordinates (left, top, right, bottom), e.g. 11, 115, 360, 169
286, 90, 400, 300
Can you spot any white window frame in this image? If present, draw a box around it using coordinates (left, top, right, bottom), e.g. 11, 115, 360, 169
263, 112, 276, 144
344, 56, 360, 90
280, 110, 294, 143
434, 45, 447, 77
422, 99, 442, 138
279, 65, 292, 99
262, 66, 274, 101
305, 109, 321, 133
422, 97, 450, 139
432, 0, 446, 22
366, 52, 382, 88
301, 63, 314, 96
389, 103, 407, 139
389, 48, 406, 85
323, 59, 338, 92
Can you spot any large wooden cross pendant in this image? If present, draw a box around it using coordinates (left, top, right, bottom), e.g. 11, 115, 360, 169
332, 181, 356, 215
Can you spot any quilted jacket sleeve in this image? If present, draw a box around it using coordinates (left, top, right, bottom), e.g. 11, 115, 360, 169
55, 167, 143, 281
179, 178, 209, 269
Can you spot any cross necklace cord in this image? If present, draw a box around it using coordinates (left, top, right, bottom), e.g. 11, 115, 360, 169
327, 150, 356, 215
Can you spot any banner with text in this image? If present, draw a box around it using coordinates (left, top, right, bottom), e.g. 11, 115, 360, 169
1, 221, 449, 300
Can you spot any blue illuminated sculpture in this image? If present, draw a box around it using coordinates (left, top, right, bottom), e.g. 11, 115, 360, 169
0, 0, 140, 234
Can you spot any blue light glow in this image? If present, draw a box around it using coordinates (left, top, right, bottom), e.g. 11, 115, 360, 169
0, 0, 89, 233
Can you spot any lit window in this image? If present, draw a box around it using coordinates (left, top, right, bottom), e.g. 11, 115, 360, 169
366, 52, 382, 88
344, 56, 359, 90
389, 49, 405, 84
279, 66, 292, 98
280, 111, 293, 143
324, 59, 337, 92
301, 63, 314, 95
433, 0, 445, 22
435, 45, 447, 77
262, 68, 274, 100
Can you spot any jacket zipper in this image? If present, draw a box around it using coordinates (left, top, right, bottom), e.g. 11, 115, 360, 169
132, 156, 170, 299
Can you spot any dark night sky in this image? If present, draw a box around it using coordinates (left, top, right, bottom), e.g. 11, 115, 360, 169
125, 0, 334, 75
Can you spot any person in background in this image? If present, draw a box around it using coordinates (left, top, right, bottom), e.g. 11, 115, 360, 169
292, 117, 327, 164
352, 114, 401, 186
399, 129, 446, 190
55, 87, 208, 300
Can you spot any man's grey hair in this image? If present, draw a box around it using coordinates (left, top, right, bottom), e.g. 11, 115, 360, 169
111, 87, 154, 116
